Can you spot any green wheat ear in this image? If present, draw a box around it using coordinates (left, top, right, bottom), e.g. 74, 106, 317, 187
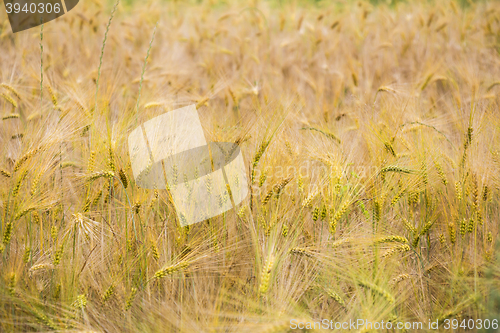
380, 165, 416, 174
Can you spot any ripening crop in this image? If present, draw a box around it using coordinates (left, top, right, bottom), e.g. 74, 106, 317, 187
0, 0, 499, 331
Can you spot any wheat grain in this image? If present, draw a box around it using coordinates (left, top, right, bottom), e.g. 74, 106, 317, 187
82, 197, 92, 213
420, 220, 434, 236
30, 172, 41, 196
380, 165, 414, 174
434, 160, 448, 185
102, 284, 115, 303
88, 171, 115, 182
326, 288, 346, 307
391, 273, 410, 285
151, 242, 160, 260
467, 218, 475, 234
259, 254, 275, 295
312, 207, 319, 221
1, 83, 21, 99
438, 233, 445, 244
32, 306, 59, 330
297, 175, 304, 193
467, 126, 473, 147
472, 174, 479, 210
33, 211, 41, 224
448, 223, 456, 244
301, 126, 341, 143
53, 244, 64, 265
23, 247, 31, 263
382, 244, 410, 257
29, 263, 54, 274
261, 188, 274, 205
374, 235, 408, 244
320, 205, 327, 220
8, 273, 16, 296
289, 248, 313, 257
51, 225, 58, 241
408, 191, 419, 205
14, 148, 41, 172
1, 93, 17, 108
0, 169, 11, 178
281, 224, 288, 237
46, 85, 58, 107
12, 170, 28, 197
412, 235, 420, 248
88, 151, 96, 173
373, 200, 381, 223
302, 191, 317, 208
391, 189, 405, 206
145, 102, 163, 109
14, 207, 36, 220
420, 161, 428, 186
251, 140, 270, 183
125, 287, 138, 310
258, 172, 267, 187
329, 215, 338, 235
459, 218, 467, 237
92, 190, 103, 206
275, 177, 292, 195
2, 114, 20, 120
108, 146, 116, 173
330, 201, 350, 232
476, 210, 483, 226
133, 201, 141, 214
455, 181, 462, 201
237, 205, 247, 218
3, 222, 13, 245
154, 261, 190, 279
482, 185, 488, 202
401, 218, 417, 234
119, 169, 128, 188
75, 294, 88, 309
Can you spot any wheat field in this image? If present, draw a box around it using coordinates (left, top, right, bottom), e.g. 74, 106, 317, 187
1, 0, 500, 331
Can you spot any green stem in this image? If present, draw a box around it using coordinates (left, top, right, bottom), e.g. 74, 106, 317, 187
91, 0, 120, 149
135, 21, 159, 126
